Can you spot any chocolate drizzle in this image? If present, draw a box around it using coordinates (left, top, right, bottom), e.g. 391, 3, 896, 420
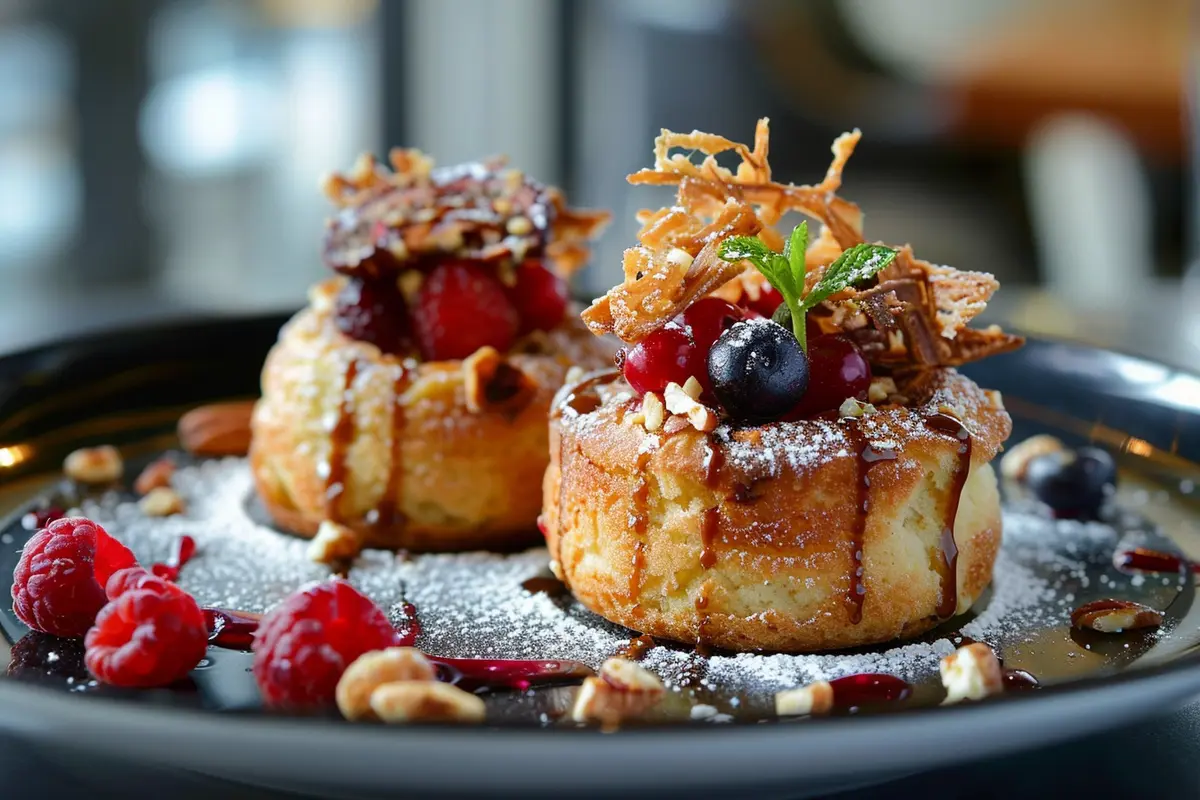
842, 425, 898, 624
325, 359, 360, 521
613, 634, 657, 661
374, 365, 411, 533
923, 413, 973, 619
699, 508, 720, 570
627, 448, 653, 612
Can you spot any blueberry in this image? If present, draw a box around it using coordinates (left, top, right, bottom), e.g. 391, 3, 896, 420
1025, 446, 1116, 519
706, 318, 809, 421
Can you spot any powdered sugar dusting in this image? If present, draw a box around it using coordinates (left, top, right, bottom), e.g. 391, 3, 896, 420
71, 458, 1183, 714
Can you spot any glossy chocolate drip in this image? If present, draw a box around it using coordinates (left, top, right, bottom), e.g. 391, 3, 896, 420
627, 448, 653, 611
521, 576, 570, 598
695, 588, 713, 650
1070, 598, 1163, 630
924, 413, 973, 619
842, 426, 897, 624
613, 634, 657, 661
374, 365, 410, 532
325, 359, 361, 521
1001, 668, 1040, 690
699, 508, 720, 570
1114, 547, 1195, 574
702, 438, 724, 486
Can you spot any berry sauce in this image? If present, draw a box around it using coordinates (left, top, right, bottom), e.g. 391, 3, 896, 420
204, 608, 263, 651
829, 673, 912, 710
1113, 547, 1196, 574
151, 534, 197, 581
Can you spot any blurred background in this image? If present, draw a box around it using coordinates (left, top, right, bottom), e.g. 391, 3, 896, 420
0, 0, 1194, 363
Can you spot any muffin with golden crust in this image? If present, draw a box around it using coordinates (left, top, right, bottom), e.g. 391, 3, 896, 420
542, 120, 1022, 652
251, 149, 612, 551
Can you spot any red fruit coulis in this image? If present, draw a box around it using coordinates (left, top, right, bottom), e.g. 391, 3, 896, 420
1113, 547, 1196, 574
828, 673, 912, 710
151, 534, 196, 581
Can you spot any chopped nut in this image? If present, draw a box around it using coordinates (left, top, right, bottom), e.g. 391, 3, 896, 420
63, 445, 123, 484
665, 248, 694, 269
398, 270, 423, 302
1000, 434, 1065, 482
336, 648, 437, 721
571, 675, 662, 723
138, 486, 185, 517
681, 375, 703, 400
641, 392, 665, 431
134, 457, 176, 495
663, 382, 718, 433
369, 680, 485, 724
178, 401, 254, 457
984, 389, 1005, 410
598, 658, 665, 694
867, 377, 898, 404
838, 398, 877, 418
307, 520, 364, 565
775, 680, 834, 716
506, 215, 533, 236
462, 346, 537, 415
1071, 599, 1163, 633
940, 642, 1003, 705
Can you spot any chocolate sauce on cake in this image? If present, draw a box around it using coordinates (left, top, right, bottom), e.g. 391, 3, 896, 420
325, 359, 361, 522
924, 413, 973, 619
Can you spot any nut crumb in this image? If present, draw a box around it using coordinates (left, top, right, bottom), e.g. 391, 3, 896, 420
63, 445, 123, 484
598, 657, 665, 694
138, 486, 185, 517
838, 398, 877, 418
1000, 434, 1065, 482
337, 648, 437, 721
307, 520, 364, 565
775, 681, 834, 716
663, 382, 718, 433
571, 675, 662, 724
867, 377, 898, 404
940, 642, 1003, 705
370, 680, 485, 724
641, 392, 665, 431
134, 458, 176, 496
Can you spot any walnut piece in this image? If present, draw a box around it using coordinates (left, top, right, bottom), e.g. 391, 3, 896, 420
939, 642, 1003, 705
63, 445, 123, 484
598, 658, 665, 694
775, 680, 835, 716
138, 486, 185, 517
641, 392, 665, 432
1000, 434, 1065, 482
369, 681, 485, 724
134, 457, 176, 496
307, 520, 364, 566
663, 382, 718, 433
571, 676, 662, 724
336, 648, 437, 721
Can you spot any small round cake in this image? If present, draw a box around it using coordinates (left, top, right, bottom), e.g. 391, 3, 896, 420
541, 119, 1022, 652
250, 150, 612, 551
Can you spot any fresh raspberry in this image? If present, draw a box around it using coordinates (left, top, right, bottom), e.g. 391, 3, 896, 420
11, 516, 138, 637
251, 579, 399, 708
412, 260, 519, 360
504, 259, 568, 334
84, 570, 208, 687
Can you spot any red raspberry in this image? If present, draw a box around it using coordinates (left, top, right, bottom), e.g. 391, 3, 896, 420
251, 579, 399, 708
11, 516, 138, 637
84, 570, 208, 687
504, 259, 568, 334
412, 260, 519, 360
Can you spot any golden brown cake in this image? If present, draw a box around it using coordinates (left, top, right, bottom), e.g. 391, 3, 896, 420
541, 120, 1022, 652
250, 150, 613, 551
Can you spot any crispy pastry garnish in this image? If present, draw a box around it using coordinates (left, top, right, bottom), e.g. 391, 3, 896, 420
584, 118, 1022, 369
321, 149, 609, 278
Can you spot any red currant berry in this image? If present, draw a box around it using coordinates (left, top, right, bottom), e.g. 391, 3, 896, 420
412, 260, 519, 361
505, 260, 568, 334
622, 323, 700, 395
334, 277, 413, 355
783, 335, 871, 419
745, 285, 784, 317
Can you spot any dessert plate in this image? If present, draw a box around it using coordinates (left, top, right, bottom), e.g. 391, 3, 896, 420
1, 314, 1200, 799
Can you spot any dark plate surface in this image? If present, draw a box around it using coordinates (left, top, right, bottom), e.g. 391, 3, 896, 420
1, 314, 1200, 799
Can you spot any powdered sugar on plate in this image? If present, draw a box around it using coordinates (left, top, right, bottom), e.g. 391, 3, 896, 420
73, 457, 1185, 715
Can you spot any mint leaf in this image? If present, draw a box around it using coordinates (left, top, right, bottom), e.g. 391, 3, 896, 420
719, 235, 805, 344
800, 243, 897, 312
784, 221, 808, 294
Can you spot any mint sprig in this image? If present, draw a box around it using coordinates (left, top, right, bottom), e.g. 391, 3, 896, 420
719, 225, 897, 351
